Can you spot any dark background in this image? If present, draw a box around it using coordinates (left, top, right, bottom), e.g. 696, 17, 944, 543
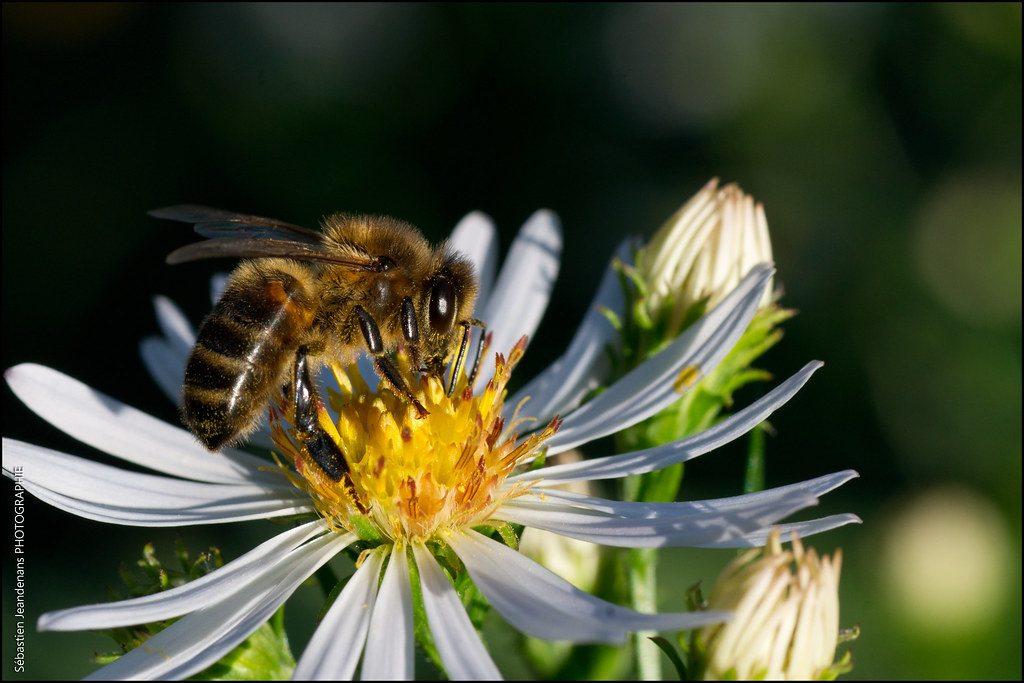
3, 4, 1020, 679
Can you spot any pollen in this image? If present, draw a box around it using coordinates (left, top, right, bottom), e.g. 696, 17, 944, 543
673, 364, 701, 393
271, 337, 560, 543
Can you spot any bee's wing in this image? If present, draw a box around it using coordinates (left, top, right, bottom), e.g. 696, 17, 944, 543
154, 205, 379, 270
149, 204, 323, 243
167, 237, 384, 267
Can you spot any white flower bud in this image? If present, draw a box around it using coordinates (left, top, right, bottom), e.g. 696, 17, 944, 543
640, 178, 774, 336
699, 529, 843, 680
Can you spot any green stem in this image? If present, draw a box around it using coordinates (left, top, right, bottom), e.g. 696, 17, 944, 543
628, 546, 661, 680
743, 422, 767, 494
622, 463, 680, 680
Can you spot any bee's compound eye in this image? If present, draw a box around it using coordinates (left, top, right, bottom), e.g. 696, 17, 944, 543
429, 276, 456, 334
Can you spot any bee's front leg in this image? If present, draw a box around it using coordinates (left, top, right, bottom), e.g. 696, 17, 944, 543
446, 318, 488, 397
291, 345, 347, 482
354, 305, 428, 417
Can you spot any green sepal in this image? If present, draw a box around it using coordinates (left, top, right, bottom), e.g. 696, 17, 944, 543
137, 542, 166, 587
187, 607, 296, 681
817, 627, 860, 680
838, 624, 861, 644
494, 521, 521, 551
190, 547, 223, 582
820, 648, 856, 680
92, 540, 296, 681
633, 298, 655, 332
678, 579, 711, 678
348, 513, 385, 544
596, 304, 624, 334
649, 635, 688, 680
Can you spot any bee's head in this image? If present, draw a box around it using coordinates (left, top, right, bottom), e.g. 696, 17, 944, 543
421, 251, 478, 376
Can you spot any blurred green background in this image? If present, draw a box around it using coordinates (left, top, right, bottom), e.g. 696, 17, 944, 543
3, 4, 1020, 680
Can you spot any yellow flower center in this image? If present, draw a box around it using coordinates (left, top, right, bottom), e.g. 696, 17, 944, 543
271, 337, 559, 543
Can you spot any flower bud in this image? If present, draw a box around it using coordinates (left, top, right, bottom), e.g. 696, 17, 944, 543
639, 178, 774, 336
698, 529, 845, 680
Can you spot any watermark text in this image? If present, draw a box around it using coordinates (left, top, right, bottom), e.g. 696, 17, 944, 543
12, 465, 27, 673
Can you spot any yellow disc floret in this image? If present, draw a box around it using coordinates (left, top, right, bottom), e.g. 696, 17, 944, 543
271, 337, 559, 543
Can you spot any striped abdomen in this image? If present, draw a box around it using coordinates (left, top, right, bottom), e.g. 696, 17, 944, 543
183, 261, 317, 450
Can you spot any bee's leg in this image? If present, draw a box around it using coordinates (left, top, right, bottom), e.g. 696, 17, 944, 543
355, 306, 428, 417
400, 297, 428, 377
446, 318, 488, 397
401, 297, 419, 344
292, 345, 346, 482
446, 321, 471, 397
464, 318, 488, 392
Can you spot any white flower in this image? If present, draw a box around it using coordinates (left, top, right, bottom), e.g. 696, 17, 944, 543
698, 528, 845, 680
639, 178, 774, 334
2, 210, 859, 680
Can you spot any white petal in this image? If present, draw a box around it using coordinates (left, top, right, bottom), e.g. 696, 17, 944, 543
210, 272, 229, 305
294, 549, 385, 680
3, 440, 307, 526
139, 336, 185, 404
39, 521, 334, 631
449, 211, 499, 310
412, 542, 502, 680
523, 470, 859, 518
474, 210, 562, 391
141, 295, 194, 403
512, 361, 820, 485
448, 530, 730, 643
141, 297, 279, 451
82, 530, 350, 680
710, 513, 864, 548
18, 476, 309, 527
505, 238, 632, 425
539, 263, 773, 455
363, 544, 414, 680
497, 489, 817, 548
5, 364, 280, 485
153, 294, 196, 359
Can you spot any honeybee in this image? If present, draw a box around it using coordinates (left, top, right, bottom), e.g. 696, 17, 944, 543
151, 205, 485, 481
